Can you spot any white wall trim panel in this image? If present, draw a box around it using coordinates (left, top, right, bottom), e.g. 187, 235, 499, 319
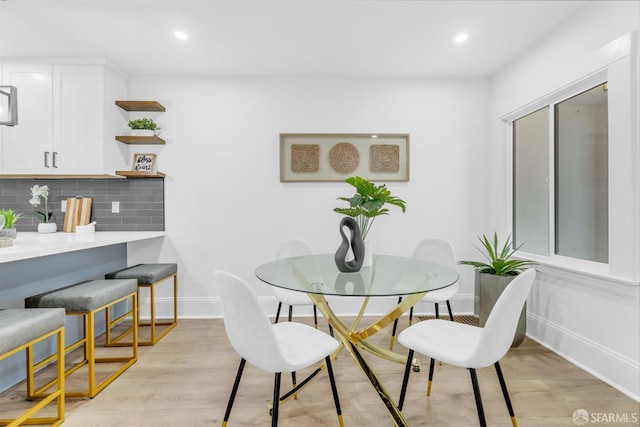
528, 312, 640, 401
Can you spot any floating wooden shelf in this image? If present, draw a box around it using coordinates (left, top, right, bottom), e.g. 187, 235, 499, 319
115, 135, 165, 145
115, 171, 166, 178
116, 101, 165, 112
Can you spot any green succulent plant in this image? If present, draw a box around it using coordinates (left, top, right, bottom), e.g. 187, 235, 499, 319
0, 209, 24, 228
128, 118, 158, 130
333, 176, 406, 241
458, 233, 536, 276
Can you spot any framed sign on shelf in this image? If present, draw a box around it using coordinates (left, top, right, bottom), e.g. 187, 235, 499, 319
279, 133, 410, 182
132, 153, 157, 174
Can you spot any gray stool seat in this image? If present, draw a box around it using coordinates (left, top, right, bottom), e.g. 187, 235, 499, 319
105, 263, 178, 346
0, 308, 65, 355
24, 279, 138, 399
26, 279, 137, 312
0, 308, 65, 426
106, 263, 177, 284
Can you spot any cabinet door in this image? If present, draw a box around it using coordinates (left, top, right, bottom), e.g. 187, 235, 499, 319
53, 65, 104, 174
1, 64, 53, 174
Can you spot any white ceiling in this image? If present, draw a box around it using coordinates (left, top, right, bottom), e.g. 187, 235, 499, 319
0, 0, 589, 77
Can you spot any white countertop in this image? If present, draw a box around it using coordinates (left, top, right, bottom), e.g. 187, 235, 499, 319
0, 231, 166, 264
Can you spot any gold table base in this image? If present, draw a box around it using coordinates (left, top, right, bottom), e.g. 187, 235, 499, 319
278, 289, 425, 427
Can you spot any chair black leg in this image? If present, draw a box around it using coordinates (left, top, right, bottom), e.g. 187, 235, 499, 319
446, 300, 454, 321
398, 349, 414, 410
272, 372, 281, 427
291, 371, 297, 398
313, 305, 318, 329
495, 362, 518, 427
325, 356, 344, 426
325, 302, 334, 336
283, 306, 298, 397
427, 357, 435, 396
222, 358, 246, 426
469, 368, 487, 427
390, 296, 403, 349
275, 302, 282, 324
434, 303, 440, 319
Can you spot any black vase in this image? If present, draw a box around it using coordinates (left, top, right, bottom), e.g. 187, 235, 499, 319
334, 217, 365, 272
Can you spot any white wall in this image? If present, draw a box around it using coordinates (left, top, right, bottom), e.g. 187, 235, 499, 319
491, 1, 639, 400
127, 75, 489, 317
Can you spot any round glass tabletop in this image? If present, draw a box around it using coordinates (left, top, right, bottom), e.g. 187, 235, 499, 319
255, 253, 459, 297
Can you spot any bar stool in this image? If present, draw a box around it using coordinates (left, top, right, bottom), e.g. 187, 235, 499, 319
0, 308, 65, 427
105, 263, 178, 346
25, 279, 138, 399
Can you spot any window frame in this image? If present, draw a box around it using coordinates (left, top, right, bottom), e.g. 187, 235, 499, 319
505, 71, 613, 276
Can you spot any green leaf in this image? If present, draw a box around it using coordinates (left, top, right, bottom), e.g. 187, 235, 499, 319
459, 232, 536, 277
0, 209, 24, 228
334, 176, 407, 241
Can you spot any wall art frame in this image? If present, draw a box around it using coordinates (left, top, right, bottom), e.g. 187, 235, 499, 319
131, 153, 157, 174
279, 133, 410, 182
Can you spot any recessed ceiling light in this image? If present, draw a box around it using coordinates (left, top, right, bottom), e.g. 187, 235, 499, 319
454, 33, 468, 43
174, 31, 188, 40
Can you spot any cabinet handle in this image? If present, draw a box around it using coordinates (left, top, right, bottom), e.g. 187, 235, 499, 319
52, 152, 58, 168
44, 151, 50, 168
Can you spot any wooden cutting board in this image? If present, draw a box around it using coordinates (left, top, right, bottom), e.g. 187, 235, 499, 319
63, 197, 92, 232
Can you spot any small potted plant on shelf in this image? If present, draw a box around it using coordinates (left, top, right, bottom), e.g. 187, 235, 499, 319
458, 232, 536, 347
334, 176, 406, 265
0, 209, 24, 239
128, 118, 160, 136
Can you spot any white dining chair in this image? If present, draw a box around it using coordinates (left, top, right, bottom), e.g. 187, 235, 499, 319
273, 239, 319, 327
389, 238, 460, 350
215, 270, 344, 427
273, 239, 336, 393
397, 268, 536, 427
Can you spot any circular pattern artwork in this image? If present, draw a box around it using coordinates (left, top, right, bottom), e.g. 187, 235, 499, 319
329, 142, 360, 174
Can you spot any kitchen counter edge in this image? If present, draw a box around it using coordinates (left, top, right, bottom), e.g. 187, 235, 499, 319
0, 231, 166, 264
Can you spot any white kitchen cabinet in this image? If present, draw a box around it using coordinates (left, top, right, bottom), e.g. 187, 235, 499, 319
0, 63, 54, 173
1, 62, 125, 175
52, 65, 104, 174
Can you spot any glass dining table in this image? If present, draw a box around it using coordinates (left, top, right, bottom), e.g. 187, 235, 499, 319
255, 253, 459, 427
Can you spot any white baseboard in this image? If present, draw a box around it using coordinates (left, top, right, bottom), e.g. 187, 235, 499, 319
142, 294, 475, 320
528, 312, 640, 401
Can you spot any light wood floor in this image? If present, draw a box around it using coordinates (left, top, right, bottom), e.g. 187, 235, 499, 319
2, 318, 638, 426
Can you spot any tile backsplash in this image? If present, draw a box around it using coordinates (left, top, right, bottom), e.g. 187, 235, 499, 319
0, 178, 164, 232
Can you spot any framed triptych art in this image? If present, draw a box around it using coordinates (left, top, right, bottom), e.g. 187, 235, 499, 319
279, 133, 410, 182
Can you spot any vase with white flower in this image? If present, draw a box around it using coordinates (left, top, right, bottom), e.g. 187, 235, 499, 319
30, 184, 56, 233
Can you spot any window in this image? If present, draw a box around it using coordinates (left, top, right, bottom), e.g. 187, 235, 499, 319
513, 83, 609, 263
513, 107, 550, 256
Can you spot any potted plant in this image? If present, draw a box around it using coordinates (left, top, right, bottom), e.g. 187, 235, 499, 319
128, 118, 159, 136
334, 176, 406, 265
29, 184, 56, 233
459, 233, 536, 347
0, 209, 24, 239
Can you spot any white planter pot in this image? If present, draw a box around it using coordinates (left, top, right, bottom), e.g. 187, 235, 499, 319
363, 241, 373, 267
130, 129, 154, 136
38, 222, 57, 233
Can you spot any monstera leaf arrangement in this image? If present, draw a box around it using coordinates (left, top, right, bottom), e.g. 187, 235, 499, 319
333, 176, 406, 241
